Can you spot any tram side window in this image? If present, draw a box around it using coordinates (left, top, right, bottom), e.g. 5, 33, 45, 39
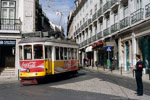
19, 46, 23, 60
74, 48, 77, 59
71, 48, 74, 59
45, 47, 48, 59
34, 45, 43, 59
68, 48, 71, 59
24, 45, 32, 60
60, 47, 64, 60
55, 47, 59, 60
64, 48, 67, 60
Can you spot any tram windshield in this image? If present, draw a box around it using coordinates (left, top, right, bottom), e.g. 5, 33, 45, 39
34, 45, 43, 59
24, 45, 32, 60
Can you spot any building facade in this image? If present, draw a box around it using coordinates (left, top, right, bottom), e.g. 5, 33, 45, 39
0, 0, 54, 76
68, 0, 150, 73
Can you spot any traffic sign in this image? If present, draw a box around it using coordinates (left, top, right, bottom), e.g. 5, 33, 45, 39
106, 46, 112, 52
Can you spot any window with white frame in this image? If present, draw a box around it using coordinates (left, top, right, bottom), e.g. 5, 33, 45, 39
106, 16, 110, 28
136, 0, 142, 10
1, 1, 16, 24
95, 4, 97, 13
86, 0, 88, 8
99, 0, 103, 8
90, 9, 93, 15
123, 1, 128, 18
114, 10, 118, 23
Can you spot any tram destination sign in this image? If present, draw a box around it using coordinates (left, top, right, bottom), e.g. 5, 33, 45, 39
0, 40, 16, 45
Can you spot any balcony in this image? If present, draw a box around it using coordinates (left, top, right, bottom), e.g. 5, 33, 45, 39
111, 23, 119, 33
84, 21, 88, 29
131, 8, 144, 24
0, 19, 21, 31
87, 38, 91, 44
88, 19, 92, 25
120, 17, 130, 30
92, 13, 97, 21
111, 0, 119, 7
103, 28, 110, 36
97, 8, 103, 17
103, 1, 111, 13
96, 32, 103, 40
81, 25, 84, 31
145, 3, 150, 18
83, 40, 87, 46
91, 35, 96, 42
77, 28, 81, 35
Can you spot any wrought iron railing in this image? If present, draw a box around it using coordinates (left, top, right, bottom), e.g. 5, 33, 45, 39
131, 8, 144, 24
87, 38, 91, 44
145, 3, 150, 18
88, 19, 92, 25
111, 23, 119, 33
84, 21, 88, 29
103, 28, 110, 36
77, 28, 81, 35
120, 17, 130, 29
92, 13, 97, 21
81, 25, 84, 31
97, 8, 103, 17
0, 19, 21, 30
96, 31, 103, 40
103, 1, 111, 13
91, 35, 96, 42
111, 0, 119, 7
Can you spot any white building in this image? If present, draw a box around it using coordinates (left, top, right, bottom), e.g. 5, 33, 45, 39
68, 0, 150, 73
0, 0, 43, 77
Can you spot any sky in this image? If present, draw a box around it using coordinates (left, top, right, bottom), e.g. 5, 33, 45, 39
39, 0, 75, 36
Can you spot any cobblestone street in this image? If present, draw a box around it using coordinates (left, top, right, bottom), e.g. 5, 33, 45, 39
0, 69, 150, 100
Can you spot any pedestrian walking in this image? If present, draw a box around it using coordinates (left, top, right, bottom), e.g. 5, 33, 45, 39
133, 54, 143, 96
86, 58, 89, 67
83, 58, 86, 67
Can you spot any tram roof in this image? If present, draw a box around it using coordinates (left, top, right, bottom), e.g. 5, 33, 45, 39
19, 37, 78, 45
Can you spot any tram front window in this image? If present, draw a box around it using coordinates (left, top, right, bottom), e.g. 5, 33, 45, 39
19, 46, 23, 60
34, 45, 43, 59
24, 45, 32, 60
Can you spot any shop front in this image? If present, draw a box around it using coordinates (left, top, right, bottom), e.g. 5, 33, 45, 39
0, 40, 16, 71
137, 35, 150, 74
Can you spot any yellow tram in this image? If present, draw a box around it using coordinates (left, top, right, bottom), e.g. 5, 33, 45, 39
19, 36, 79, 84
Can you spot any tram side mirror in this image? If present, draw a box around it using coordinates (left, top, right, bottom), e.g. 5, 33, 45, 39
12, 47, 15, 55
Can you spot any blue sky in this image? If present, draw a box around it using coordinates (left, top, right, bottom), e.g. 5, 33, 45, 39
39, 0, 75, 35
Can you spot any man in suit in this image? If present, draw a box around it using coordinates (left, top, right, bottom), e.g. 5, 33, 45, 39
133, 54, 143, 96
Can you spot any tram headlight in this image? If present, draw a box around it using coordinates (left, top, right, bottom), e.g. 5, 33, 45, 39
27, 69, 30, 73
35, 73, 38, 75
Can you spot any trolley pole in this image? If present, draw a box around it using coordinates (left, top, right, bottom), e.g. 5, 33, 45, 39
59, 12, 62, 26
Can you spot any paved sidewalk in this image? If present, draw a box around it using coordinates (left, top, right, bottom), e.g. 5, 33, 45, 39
0, 77, 18, 84
83, 66, 150, 83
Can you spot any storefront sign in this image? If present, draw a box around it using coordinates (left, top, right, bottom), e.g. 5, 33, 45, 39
92, 40, 104, 48
92, 44, 97, 48
0, 40, 16, 45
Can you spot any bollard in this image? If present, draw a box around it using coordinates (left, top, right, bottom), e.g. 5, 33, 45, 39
133, 70, 134, 77
121, 66, 122, 75
111, 67, 112, 73
18, 69, 20, 81
103, 65, 105, 71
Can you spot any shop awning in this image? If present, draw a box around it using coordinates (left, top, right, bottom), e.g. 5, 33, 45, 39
85, 46, 92, 52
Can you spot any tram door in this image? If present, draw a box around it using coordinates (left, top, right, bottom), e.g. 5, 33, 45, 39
45, 46, 52, 75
